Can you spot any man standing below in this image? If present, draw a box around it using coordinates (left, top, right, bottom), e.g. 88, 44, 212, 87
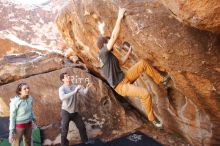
59, 72, 94, 145
97, 8, 170, 128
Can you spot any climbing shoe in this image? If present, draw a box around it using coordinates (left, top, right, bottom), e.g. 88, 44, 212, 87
152, 120, 163, 128
161, 75, 171, 88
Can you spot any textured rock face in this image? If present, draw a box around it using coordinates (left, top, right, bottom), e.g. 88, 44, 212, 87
0, 38, 37, 57
56, 0, 220, 145
0, 0, 66, 55
159, 0, 220, 33
0, 60, 142, 145
0, 52, 65, 85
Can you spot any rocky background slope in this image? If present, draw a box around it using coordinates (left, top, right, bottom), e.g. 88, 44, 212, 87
0, 0, 66, 56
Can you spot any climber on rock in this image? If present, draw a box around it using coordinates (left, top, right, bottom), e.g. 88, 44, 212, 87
97, 7, 170, 128
59, 72, 95, 145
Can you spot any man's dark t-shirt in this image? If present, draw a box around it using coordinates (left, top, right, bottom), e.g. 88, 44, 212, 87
98, 46, 124, 87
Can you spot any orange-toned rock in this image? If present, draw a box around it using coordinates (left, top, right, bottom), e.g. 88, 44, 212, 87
56, 0, 220, 145
159, 0, 220, 33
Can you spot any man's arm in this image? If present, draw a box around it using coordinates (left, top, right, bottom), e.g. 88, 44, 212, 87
59, 85, 81, 100
9, 99, 17, 135
107, 8, 126, 51
30, 96, 36, 122
79, 83, 92, 95
119, 46, 132, 65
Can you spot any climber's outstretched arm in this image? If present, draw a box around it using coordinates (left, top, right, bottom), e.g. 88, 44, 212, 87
107, 8, 126, 51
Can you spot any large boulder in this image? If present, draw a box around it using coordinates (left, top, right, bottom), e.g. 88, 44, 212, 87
0, 66, 142, 145
0, 52, 65, 85
159, 0, 220, 33
56, 0, 220, 145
